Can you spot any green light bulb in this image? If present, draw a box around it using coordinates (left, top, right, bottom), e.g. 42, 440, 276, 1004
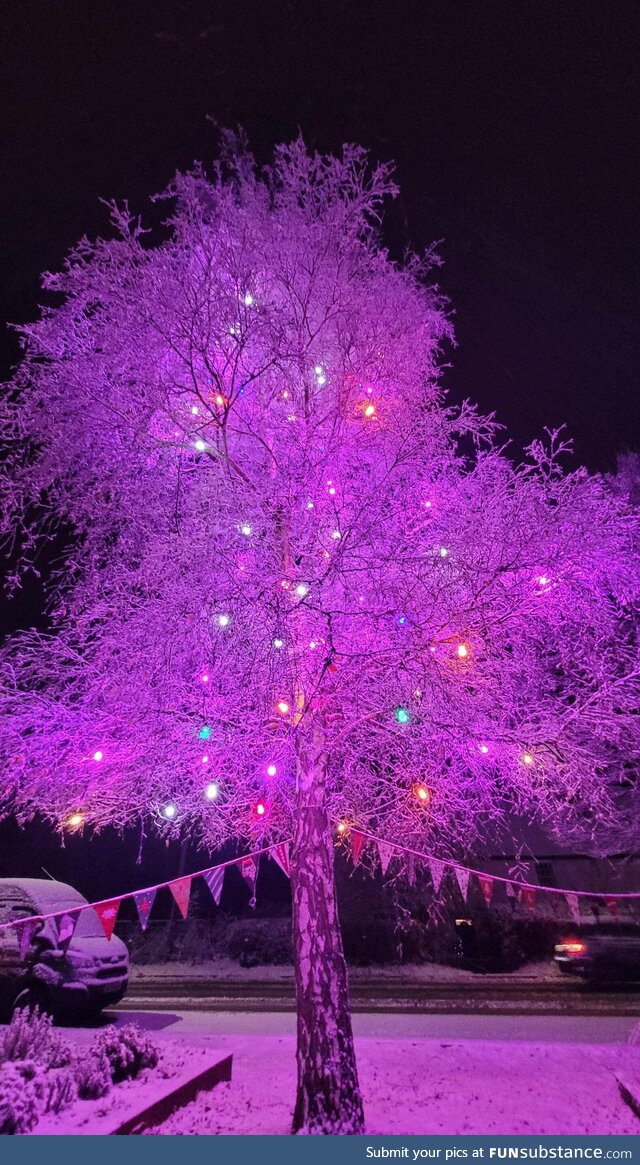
395, 707, 410, 725
199, 725, 211, 740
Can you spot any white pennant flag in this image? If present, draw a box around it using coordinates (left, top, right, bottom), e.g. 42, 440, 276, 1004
377, 841, 395, 876
454, 865, 470, 901
203, 866, 225, 906
565, 892, 581, 925
428, 858, 445, 895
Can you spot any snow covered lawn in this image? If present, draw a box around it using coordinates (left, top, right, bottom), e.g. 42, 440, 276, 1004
147, 1033, 640, 1135
130, 959, 559, 984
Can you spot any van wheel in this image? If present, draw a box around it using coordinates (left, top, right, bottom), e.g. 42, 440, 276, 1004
12, 984, 52, 1017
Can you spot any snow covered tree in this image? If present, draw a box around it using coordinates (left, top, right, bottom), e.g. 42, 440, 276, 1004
1, 138, 639, 1133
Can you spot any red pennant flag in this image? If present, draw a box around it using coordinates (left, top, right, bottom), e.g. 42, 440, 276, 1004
604, 896, 618, 916
478, 875, 494, 906
134, 889, 157, 931
454, 866, 470, 901
17, 918, 39, 962
95, 899, 121, 941
520, 887, 536, 912
271, 843, 290, 878
56, 912, 79, 951
351, 830, 364, 866
168, 877, 192, 920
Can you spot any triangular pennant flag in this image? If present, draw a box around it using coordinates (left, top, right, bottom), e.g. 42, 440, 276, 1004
377, 840, 395, 877
505, 881, 517, 898
17, 918, 38, 962
428, 858, 445, 895
134, 889, 157, 931
351, 830, 365, 866
239, 856, 258, 908
271, 843, 290, 878
95, 899, 121, 941
604, 896, 618, 916
56, 912, 79, 952
203, 866, 225, 905
168, 876, 192, 920
520, 887, 536, 912
454, 865, 470, 901
565, 892, 581, 925
478, 874, 494, 906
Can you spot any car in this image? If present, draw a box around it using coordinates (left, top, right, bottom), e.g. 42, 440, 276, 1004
554, 920, 640, 986
0, 877, 129, 1020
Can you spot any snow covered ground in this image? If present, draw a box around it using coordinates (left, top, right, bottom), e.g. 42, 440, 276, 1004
144, 1030, 640, 1136
130, 958, 559, 983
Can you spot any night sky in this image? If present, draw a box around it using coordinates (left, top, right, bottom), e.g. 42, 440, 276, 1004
1, 2, 639, 892
2, 1, 639, 471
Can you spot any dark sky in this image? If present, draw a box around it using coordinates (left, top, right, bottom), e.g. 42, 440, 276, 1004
2, 1, 639, 471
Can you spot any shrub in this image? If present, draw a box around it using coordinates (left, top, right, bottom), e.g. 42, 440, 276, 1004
74, 1051, 112, 1100
92, 1024, 158, 1083
227, 918, 292, 966
0, 1007, 69, 1070
0, 1063, 39, 1135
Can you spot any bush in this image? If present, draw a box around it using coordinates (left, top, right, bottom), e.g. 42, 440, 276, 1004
74, 1051, 112, 1100
0, 1007, 70, 1070
91, 1024, 158, 1083
226, 918, 292, 966
0, 1063, 39, 1135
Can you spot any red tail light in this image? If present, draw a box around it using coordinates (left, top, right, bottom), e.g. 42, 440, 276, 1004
555, 940, 586, 955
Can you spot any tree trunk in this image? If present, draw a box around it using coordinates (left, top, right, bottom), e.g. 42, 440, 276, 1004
290, 731, 364, 1135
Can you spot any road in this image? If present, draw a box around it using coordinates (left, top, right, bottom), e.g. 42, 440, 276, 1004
109, 1006, 639, 1045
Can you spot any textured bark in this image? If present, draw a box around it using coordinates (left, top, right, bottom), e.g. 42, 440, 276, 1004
290, 730, 364, 1135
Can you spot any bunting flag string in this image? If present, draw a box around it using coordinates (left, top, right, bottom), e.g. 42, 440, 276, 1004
56, 912, 79, 952
478, 875, 494, 907
454, 865, 470, 902
377, 840, 395, 876
565, 891, 581, 924
428, 857, 446, 895
351, 830, 365, 866
19, 918, 39, 962
239, 856, 258, 908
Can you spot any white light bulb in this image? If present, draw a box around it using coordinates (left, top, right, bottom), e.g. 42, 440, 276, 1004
267, 764, 277, 777
243, 292, 254, 307
240, 523, 252, 536
306, 501, 314, 510
295, 583, 309, 598
163, 803, 177, 820
479, 744, 489, 754
439, 547, 449, 558
205, 783, 219, 801
316, 375, 326, 386
218, 614, 230, 628
201, 755, 209, 764
92, 750, 103, 762
194, 438, 207, 452
331, 530, 341, 540
314, 365, 324, 376
538, 576, 549, 586
191, 405, 199, 415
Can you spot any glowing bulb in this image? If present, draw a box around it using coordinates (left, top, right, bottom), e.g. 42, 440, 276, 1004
456, 643, 469, 659
162, 803, 177, 820
364, 403, 376, 418
399, 615, 407, 625
295, 583, 309, 598
395, 707, 410, 724
194, 438, 207, 452
337, 822, 347, 835
328, 487, 336, 496
306, 501, 314, 510
538, 576, 549, 586
191, 405, 199, 415
201, 674, 209, 684
243, 292, 254, 307
92, 750, 103, 762
273, 637, 284, 649
316, 375, 326, 386
287, 414, 297, 422
215, 393, 226, 406
218, 614, 230, 627
415, 785, 430, 803
205, 783, 219, 801
199, 725, 211, 740
256, 802, 266, 817
425, 501, 432, 509
201, 755, 209, 764
439, 547, 449, 558
331, 530, 341, 540
314, 365, 324, 376
240, 523, 252, 536
267, 763, 277, 777
67, 812, 84, 828
277, 701, 290, 715
309, 640, 317, 650
522, 751, 534, 766
479, 744, 489, 754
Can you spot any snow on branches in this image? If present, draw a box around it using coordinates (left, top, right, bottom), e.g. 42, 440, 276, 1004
1, 137, 639, 856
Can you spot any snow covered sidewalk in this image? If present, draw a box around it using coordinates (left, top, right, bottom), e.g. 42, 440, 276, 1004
148, 1033, 640, 1135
